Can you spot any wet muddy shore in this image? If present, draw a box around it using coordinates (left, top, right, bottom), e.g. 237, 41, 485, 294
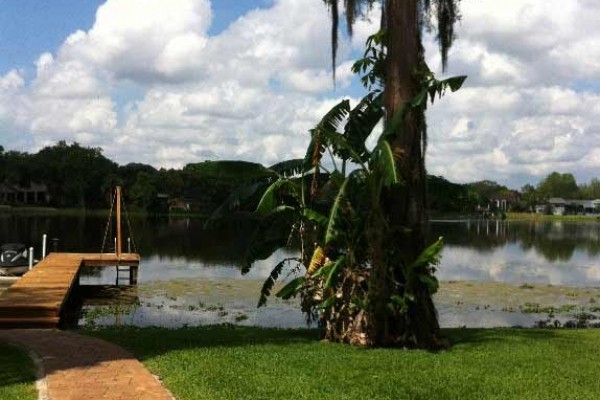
76, 278, 600, 329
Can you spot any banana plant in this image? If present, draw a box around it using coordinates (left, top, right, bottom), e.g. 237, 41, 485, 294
214, 32, 465, 344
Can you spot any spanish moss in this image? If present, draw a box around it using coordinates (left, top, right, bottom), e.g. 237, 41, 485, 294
421, 0, 461, 71
327, 0, 339, 83
344, 0, 358, 36
324, 0, 461, 77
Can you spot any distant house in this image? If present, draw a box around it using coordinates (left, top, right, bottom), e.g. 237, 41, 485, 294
536, 198, 600, 215
570, 199, 600, 214
547, 198, 567, 215
490, 191, 520, 211
0, 182, 50, 205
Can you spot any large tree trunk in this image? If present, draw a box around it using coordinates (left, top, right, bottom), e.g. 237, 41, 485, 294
367, 0, 443, 349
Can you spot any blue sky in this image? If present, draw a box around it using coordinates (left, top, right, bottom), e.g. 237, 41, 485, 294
0, 0, 281, 82
1, 0, 599, 189
0, 1, 101, 75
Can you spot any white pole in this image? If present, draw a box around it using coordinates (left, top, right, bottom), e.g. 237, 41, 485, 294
127, 237, 131, 253
28, 247, 34, 270
42, 234, 47, 259
114, 237, 117, 254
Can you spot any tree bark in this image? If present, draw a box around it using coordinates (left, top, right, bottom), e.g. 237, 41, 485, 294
379, 0, 442, 349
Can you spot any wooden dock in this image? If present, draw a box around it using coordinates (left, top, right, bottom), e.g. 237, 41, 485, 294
0, 252, 140, 328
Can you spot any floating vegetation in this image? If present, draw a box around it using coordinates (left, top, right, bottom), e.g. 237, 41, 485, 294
534, 319, 562, 329
77, 278, 600, 329
519, 283, 534, 289
520, 303, 577, 314
82, 303, 139, 328
235, 314, 249, 322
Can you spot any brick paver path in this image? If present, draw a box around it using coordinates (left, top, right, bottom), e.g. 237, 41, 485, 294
0, 329, 175, 400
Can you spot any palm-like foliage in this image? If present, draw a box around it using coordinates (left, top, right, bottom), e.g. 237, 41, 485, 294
207, 24, 465, 345
221, 35, 465, 345
311, 0, 464, 348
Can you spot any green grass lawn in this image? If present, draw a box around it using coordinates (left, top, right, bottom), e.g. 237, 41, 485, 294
0, 341, 37, 400
88, 326, 600, 400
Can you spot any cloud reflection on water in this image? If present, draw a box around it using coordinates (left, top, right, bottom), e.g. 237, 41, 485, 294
69, 219, 600, 328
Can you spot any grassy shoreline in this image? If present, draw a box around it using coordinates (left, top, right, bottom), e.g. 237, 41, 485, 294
3, 207, 600, 223
507, 212, 600, 222
85, 326, 600, 400
0, 206, 209, 218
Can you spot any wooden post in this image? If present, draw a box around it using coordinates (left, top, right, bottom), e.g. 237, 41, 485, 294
129, 266, 138, 285
116, 186, 122, 256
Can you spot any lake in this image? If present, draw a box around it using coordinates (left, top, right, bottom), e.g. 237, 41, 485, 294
2, 214, 600, 329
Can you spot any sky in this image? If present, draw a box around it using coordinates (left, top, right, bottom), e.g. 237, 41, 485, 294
0, 0, 599, 189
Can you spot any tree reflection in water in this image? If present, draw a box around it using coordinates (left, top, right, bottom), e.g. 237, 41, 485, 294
430, 220, 600, 263
2, 215, 600, 284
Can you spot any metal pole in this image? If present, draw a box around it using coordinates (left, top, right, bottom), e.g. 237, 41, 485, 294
114, 237, 117, 254
42, 234, 47, 259
127, 237, 131, 253
28, 247, 34, 270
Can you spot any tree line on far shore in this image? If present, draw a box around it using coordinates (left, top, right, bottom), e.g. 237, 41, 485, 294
0, 141, 272, 214
1, 142, 597, 214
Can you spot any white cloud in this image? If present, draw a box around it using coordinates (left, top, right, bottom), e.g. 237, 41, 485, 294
0, 69, 24, 92
113, 83, 346, 168
87, 0, 362, 167
425, 0, 600, 187
3, 0, 363, 165
2, 0, 600, 189
60, 0, 212, 83
0, 70, 26, 145
0, 70, 24, 119
427, 85, 600, 185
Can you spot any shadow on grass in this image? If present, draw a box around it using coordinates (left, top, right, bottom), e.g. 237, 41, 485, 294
0, 324, 569, 391
83, 325, 568, 363
444, 327, 559, 348
85, 325, 320, 360
0, 341, 37, 393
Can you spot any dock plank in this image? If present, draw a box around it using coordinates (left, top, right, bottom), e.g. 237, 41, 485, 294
0, 252, 140, 328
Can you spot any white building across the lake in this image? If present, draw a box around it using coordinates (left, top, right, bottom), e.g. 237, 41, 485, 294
535, 198, 600, 215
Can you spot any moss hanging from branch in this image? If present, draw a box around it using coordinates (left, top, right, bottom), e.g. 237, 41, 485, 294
323, 0, 461, 80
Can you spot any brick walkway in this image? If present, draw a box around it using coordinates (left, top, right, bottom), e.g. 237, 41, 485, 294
0, 329, 175, 400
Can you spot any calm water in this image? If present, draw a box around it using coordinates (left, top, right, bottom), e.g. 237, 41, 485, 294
435, 219, 600, 286
2, 214, 600, 328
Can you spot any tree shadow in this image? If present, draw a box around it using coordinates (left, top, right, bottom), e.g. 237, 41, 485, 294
0, 339, 37, 393
84, 325, 321, 361
0, 325, 320, 391
84, 325, 568, 362
444, 327, 559, 348
0, 323, 584, 397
